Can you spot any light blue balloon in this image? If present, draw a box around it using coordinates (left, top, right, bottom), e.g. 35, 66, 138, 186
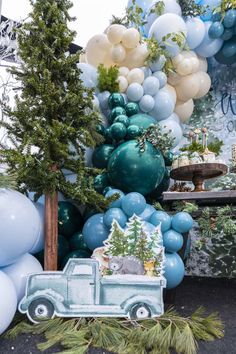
149, 55, 166, 72
127, 0, 153, 12
163, 229, 183, 253
223, 9, 236, 28
150, 90, 175, 121
199, 0, 221, 22
138, 204, 156, 221
105, 189, 125, 208
0, 189, 40, 267
140, 66, 152, 78
150, 211, 172, 232
143, 221, 156, 234
195, 21, 223, 57
127, 83, 144, 102
208, 21, 224, 39
172, 212, 193, 233
97, 91, 110, 110
169, 112, 180, 124
221, 28, 234, 40
158, 119, 183, 148
139, 95, 155, 112
222, 38, 236, 57
121, 192, 147, 216
82, 213, 109, 251
29, 202, 45, 254
77, 63, 98, 88
143, 76, 160, 95
164, 252, 185, 289
152, 71, 167, 88
186, 17, 206, 49
27, 191, 45, 204
103, 208, 127, 229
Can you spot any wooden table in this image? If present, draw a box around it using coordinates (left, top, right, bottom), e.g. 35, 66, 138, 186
170, 163, 228, 192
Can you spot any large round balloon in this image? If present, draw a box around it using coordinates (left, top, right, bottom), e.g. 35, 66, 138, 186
171, 212, 193, 233
195, 21, 223, 57
149, 14, 187, 57
58, 201, 83, 238
129, 113, 157, 130
108, 140, 165, 195
164, 252, 185, 289
83, 213, 109, 251
0, 271, 17, 335
0, 189, 40, 267
85, 34, 113, 68
2, 253, 43, 303
147, 167, 170, 199
186, 17, 205, 49
29, 202, 45, 254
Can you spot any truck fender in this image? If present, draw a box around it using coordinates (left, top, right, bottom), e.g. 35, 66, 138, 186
121, 295, 159, 316
19, 289, 65, 313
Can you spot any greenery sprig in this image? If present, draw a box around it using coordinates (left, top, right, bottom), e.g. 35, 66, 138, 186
0, 172, 17, 189
149, 1, 165, 17
97, 64, 119, 93
137, 124, 175, 154
213, 0, 236, 18
180, 139, 224, 156
5, 307, 224, 354
110, 0, 146, 28
179, 0, 207, 18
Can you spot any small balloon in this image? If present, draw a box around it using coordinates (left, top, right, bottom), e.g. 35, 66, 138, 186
104, 208, 128, 229
125, 102, 139, 116
83, 214, 109, 251
105, 188, 125, 208
139, 95, 155, 113
172, 212, 193, 233
126, 83, 144, 102
58, 201, 83, 238
121, 192, 147, 216
163, 230, 183, 253
150, 211, 172, 232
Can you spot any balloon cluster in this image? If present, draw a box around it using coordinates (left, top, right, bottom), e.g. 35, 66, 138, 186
82, 190, 193, 289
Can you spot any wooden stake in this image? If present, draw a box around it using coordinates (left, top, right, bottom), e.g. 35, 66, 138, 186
44, 191, 58, 270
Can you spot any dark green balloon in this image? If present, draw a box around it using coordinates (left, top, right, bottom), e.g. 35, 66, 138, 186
125, 102, 139, 117
104, 128, 112, 143
92, 144, 114, 168
126, 125, 142, 139
61, 250, 92, 269
58, 234, 70, 263
110, 122, 127, 140
69, 232, 91, 252
163, 151, 174, 167
108, 93, 125, 109
94, 173, 109, 193
129, 113, 157, 130
147, 168, 170, 199
114, 114, 129, 127
108, 140, 165, 195
109, 107, 126, 123
96, 124, 106, 136
58, 201, 83, 238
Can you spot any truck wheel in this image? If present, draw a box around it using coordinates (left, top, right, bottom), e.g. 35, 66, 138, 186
28, 299, 55, 323
130, 303, 151, 319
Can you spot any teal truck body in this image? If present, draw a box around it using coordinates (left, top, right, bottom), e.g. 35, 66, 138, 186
19, 259, 166, 323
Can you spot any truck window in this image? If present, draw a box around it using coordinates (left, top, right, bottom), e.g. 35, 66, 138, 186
72, 264, 93, 275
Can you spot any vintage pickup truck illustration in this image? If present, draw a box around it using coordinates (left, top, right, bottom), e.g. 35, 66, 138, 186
19, 258, 166, 323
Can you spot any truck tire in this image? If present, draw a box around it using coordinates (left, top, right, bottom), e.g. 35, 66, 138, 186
28, 298, 55, 323
130, 303, 151, 319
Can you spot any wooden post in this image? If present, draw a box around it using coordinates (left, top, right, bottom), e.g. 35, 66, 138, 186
44, 191, 58, 270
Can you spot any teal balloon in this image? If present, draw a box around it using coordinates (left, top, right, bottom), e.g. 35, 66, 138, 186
138, 204, 155, 222
125, 102, 139, 117
109, 107, 126, 123
129, 113, 157, 130
126, 125, 142, 139
105, 188, 125, 208
108, 93, 125, 109
121, 192, 146, 216
58, 202, 83, 238
147, 168, 170, 199
110, 122, 127, 140
108, 140, 165, 195
104, 208, 127, 228
69, 232, 91, 252
221, 28, 234, 40
222, 37, 236, 57
164, 252, 185, 289
208, 21, 224, 39
96, 124, 106, 136
172, 212, 193, 233
61, 249, 91, 269
82, 213, 109, 250
92, 144, 114, 168
215, 48, 236, 64
114, 114, 129, 127
58, 234, 70, 264
223, 9, 236, 28
94, 173, 109, 193
163, 230, 183, 253
150, 211, 171, 232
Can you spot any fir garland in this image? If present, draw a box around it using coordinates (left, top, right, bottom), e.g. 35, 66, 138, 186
5, 307, 224, 354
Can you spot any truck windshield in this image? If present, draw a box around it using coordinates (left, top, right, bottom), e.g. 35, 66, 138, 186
72, 265, 93, 275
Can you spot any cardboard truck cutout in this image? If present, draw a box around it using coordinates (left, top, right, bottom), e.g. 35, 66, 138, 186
19, 258, 166, 323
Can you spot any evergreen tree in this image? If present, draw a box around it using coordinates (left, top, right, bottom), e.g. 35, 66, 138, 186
134, 228, 155, 262
155, 248, 165, 277
125, 215, 143, 254
149, 226, 163, 255
0, 0, 108, 270
104, 220, 128, 256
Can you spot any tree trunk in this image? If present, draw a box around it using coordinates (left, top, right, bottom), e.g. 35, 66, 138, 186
44, 191, 58, 270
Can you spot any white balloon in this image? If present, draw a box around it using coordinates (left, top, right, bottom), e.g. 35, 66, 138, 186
118, 76, 129, 92
85, 34, 113, 68
127, 68, 145, 84
175, 99, 194, 122
176, 58, 193, 76
0, 271, 17, 335
175, 73, 200, 101
119, 66, 129, 77
110, 44, 126, 63
193, 71, 211, 99
122, 28, 140, 49
186, 17, 205, 49
2, 254, 43, 303
121, 43, 149, 68
158, 119, 183, 147
107, 24, 127, 44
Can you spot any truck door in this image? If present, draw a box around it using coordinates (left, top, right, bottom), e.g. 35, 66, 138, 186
68, 263, 96, 305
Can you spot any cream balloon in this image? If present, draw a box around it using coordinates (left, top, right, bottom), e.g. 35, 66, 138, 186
175, 99, 194, 123
167, 72, 182, 86
191, 57, 200, 73
85, 34, 113, 68
194, 72, 211, 99
121, 43, 148, 69
198, 56, 208, 72
107, 24, 127, 44
122, 28, 140, 49
175, 73, 200, 101
118, 76, 129, 92
110, 44, 126, 63
127, 68, 145, 84
165, 84, 177, 104
119, 66, 129, 77
176, 58, 193, 76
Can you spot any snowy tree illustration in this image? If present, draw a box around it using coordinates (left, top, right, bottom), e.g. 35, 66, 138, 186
134, 228, 155, 262
103, 220, 128, 256
149, 226, 163, 255
125, 215, 143, 254
155, 248, 165, 277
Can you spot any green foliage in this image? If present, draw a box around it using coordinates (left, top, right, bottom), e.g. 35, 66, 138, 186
5, 307, 224, 354
0, 0, 108, 209
0, 172, 17, 189
126, 0, 147, 29
150, 1, 165, 16
180, 139, 223, 156
97, 64, 119, 93
137, 124, 175, 154
213, 0, 236, 18
179, 0, 206, 17
172, 201, 199, 214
